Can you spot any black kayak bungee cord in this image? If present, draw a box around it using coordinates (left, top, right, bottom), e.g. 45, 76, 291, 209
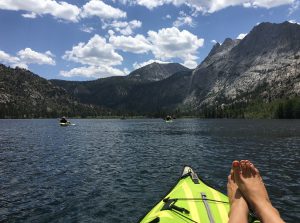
168, 197, 230, 204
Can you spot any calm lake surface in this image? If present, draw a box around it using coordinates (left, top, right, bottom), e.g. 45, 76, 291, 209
0, 119, 299, 222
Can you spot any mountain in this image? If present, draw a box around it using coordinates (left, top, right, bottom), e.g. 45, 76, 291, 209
187, 22, 300, 114
0, 65, 108, 118
51, 62, 191, 113
1, 22, 300, 118
127, 62, 190, 82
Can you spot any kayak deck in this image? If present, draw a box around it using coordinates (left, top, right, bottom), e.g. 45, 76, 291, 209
139, 166, 259, 223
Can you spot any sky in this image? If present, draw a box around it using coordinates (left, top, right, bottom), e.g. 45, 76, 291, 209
0, 0, 299, 81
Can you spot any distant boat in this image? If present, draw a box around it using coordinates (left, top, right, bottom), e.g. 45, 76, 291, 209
59, 122, 71, 126
59, 117, 74, 126
165, 115, 173, 122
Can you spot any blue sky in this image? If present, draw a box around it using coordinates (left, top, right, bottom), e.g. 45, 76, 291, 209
0, 0, 299, 80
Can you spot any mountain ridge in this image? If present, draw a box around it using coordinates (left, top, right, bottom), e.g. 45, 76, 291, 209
1, 21, 300, 118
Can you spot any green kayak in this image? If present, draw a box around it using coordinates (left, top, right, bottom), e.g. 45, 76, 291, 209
139, 166, 259, 223
59, 122, 75, 126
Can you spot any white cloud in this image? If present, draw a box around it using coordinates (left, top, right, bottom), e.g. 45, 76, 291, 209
60, 65, 126, 78
61, 34, 126, 78
126, 0, 294, 13
0, 50, 20, 65
183, 60, 197, 69
0, 0, 80, 22
0, 48, 55, 68
102, 20, 142, 35
211, 39, 218, 44
62, 27, 203, 78
289, 0, 300, 15
148, 27, 204, 66
17, 48, 56, 65
236, 33, 247, 39
133, 59, 171, 69
173, 11, 195, 27
80, 26, 95, 33
63, 34, 123, 66
81, 0, 126, 20
0, 0, 127, 22
109, 26, 203, 66
109, 34, 151, 53
21, 12, 37, 19
110, 26, 203, 66
247, 0, 294, 9
187, 0, 294, 13
165, 14, 172, 19
288, 19, 300, 24
133, 0, 169, 10
0, 48, 55, 69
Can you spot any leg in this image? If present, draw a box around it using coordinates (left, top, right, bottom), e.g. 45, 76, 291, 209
227, 168, 249, 223
232, 160, 285, 223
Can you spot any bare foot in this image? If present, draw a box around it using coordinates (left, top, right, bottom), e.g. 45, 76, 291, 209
227, 169, 248, 223
232, 160, 285, 223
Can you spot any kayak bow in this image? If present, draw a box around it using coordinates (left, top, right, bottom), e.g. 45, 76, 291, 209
139, 166, 259, 223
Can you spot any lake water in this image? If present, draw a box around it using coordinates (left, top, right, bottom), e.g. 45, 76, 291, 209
0, 119, 299, 222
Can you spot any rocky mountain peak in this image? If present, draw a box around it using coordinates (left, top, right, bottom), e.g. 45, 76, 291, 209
234, 21, 300, 58
199, 38, 240, 69
189, 21, 300, 110
127, 62, 189, 82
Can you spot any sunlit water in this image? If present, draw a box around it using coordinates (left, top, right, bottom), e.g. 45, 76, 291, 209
0, 119, 299, 222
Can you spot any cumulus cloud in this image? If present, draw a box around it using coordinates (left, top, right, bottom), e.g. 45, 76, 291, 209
63, 34, 123, 66
102, 20, 142, 35
62, 26, 203, 78
21, 12, 37, 19
109, 26, 203, 68
236, 33, 247, 39
81, 0, 126, 20
61, 34, 126, 78
133, 0, 170, 10
126, 0, 294, 13
0, 0, 80, 22
211, 39, 218, 44
0, 50, 20, 65
0, 0, 127, 22
183, 60, 197, 69
148, 27, 204, 65
109, 34, 151, 53
0, 48, 55, 69
173, 11, 195, 27
17, 48, 56, 65
60, 65, 127, 78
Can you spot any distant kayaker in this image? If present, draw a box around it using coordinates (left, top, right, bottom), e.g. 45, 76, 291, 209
165, 115, 172, 121
60, 116, 68, 123
227, 160, 285, 223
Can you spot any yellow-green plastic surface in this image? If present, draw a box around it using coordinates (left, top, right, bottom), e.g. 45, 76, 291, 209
140, 167, 260, 223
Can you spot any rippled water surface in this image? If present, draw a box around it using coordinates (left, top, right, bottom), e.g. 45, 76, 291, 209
0, 119, 299, 222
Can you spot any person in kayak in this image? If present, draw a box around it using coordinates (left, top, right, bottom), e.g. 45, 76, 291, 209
227, 160, 285, 223
60, 116, 68, 123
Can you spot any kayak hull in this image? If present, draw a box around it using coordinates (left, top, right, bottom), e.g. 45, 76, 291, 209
60, 122, 71, 126
139, 166, 259, 223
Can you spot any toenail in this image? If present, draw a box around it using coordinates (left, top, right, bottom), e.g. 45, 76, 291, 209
233, 162, 239, 167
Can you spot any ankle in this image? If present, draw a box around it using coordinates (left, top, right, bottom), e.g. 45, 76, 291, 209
230, 202, 249, 217
255, 202, 284, 223
229, 203, 249, 223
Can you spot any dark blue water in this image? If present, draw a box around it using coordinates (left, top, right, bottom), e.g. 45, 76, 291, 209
0, 119, 299, 222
